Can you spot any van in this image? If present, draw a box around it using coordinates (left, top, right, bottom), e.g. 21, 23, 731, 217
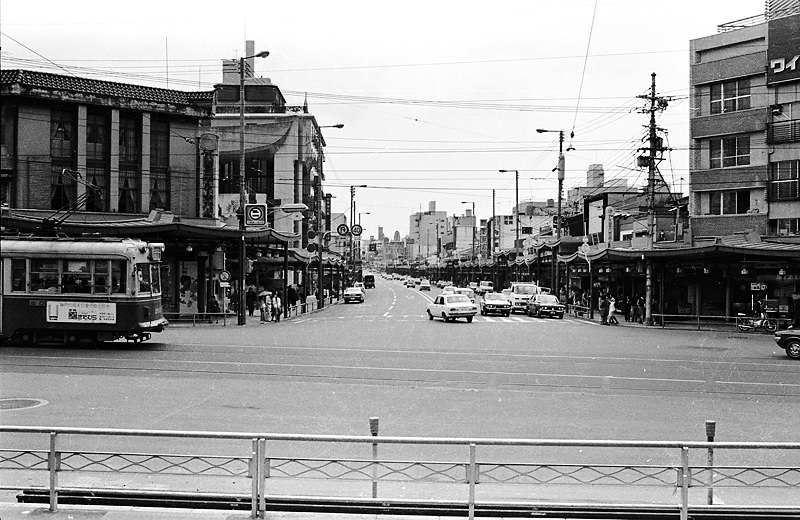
508, 283, 542, 313
363, 274, 375, 289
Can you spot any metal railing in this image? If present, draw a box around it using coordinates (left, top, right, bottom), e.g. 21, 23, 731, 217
656, 313, 793, 332
2, 425, 799, 519
163, 295, 340, 326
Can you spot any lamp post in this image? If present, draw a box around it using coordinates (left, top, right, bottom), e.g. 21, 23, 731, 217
350, 185, 367, 282
535, 129, 572, 240
498, 170, 520, 257
460, 201, 475, 262
237, 49, 269, 326
314, 124, 343, 310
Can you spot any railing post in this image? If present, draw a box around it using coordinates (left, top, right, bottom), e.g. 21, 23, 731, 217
706, 420, 716, 505
250, 438, 259, 518
468, 443, 476, 520
680, 446, 690, 520
370, 416, 379, 498
258, 438, 266, 517
48, 432, 59, 512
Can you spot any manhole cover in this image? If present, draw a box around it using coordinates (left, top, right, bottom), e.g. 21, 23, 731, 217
0, 398, 49, 411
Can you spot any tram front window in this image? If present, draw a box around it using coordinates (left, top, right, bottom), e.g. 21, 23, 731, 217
111, 261, 126, 294
137, 264, 152, 294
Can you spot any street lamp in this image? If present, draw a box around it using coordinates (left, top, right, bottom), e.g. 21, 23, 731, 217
461, 201, 475, 262
498, 170, 520, 257
238, 49, 270, 326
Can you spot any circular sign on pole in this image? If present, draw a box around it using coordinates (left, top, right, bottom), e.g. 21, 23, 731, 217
351, 224, 363, 236
337, 223, 350, 236
307, 243, 318, 253
244, 204, 267, 227
218, 270, 231, 283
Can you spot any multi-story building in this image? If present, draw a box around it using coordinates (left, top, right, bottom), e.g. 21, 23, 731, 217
408, 201, 448, 260
689, 4, 800, 238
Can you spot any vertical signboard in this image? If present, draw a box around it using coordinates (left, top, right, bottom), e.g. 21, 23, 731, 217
767, 13, 800, 86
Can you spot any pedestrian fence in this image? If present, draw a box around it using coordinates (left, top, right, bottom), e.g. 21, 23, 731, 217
163, 295, 339, 326
2, 424, 799, 519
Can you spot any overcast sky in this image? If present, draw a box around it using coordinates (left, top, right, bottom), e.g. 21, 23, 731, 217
1, 0, 761, 238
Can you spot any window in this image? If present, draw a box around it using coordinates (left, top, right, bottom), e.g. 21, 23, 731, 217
86, 112, 108, 161
62, 260, 92, 294
11, 259, 26, 292
149, 119, 170, 210
119, 167, 139, 213
770, 218, 800, 235
50, 166, 77, 211
94, 260, 109, 294
770, 160, 799, 201
709, 135, 750, 168
111, 260, 127, 294
710, 78, 751, 114
119, 114, 141, 213
30, 259, 60, 292
85, 167, 109, 212
50, 108, 76, 160
706, 190, 750, 215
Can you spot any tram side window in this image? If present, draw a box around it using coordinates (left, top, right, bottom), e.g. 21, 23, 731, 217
62, 260, 92, 293
94, 260, 109, 294
111, 260, 126, 294
30, 259, 60, 292
11, 259, 27, 292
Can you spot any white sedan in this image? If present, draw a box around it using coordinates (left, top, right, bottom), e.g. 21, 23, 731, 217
343, 287, 364, 303
426, 294, 478, 323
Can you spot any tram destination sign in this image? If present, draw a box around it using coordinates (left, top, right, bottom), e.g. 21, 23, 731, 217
46, 301, 117, 324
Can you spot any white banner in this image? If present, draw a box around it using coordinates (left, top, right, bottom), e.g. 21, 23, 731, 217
46, 301, 117, 324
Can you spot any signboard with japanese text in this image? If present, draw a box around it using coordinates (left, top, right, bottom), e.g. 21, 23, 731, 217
46, 301, 117, 324
767, 13, 800, 85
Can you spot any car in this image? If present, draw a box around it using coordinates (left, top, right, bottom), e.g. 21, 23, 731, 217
405, 279, 416, 288
343, 287, 364, 303
419, 280, 431, 291
475, 280, 494, 295
480, 292, 511, 316
363, 274, 375, 289
441, 286, 456, 295
354, 281, 365, 290
527, 293, 565, 319
453, 287, 476, 303
509, 282, 543, 313
426, 294, 478, 323
500, 288, 512, 301
774, 328, 800, 359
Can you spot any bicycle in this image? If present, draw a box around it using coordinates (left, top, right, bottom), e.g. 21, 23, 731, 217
736, 313, 778, 333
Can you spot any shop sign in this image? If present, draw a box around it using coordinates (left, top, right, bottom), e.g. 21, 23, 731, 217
750, 283, 767, 291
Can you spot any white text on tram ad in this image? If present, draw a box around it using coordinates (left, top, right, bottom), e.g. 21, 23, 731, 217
46, 302, 117, 324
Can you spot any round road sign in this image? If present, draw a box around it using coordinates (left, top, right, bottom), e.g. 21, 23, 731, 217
247, 205, 264, 222
337, 223, 350, 235
351, 224, 363, 236
218, 270, 231, 283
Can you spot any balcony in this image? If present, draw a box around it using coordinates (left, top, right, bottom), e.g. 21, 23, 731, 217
767, 118, 800, 144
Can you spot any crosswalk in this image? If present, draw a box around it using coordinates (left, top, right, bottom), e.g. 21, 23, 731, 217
295, 314, 566, 324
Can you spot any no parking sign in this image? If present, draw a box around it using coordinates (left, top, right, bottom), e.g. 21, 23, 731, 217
244, 204, 267, 227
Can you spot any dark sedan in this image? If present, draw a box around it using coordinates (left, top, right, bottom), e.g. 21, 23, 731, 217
774, 328, 800, 359
480, 292, 511, 317
527, 293, 565, 319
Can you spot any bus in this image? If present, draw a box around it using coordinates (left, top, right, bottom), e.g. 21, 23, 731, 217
0, 237, 167, 345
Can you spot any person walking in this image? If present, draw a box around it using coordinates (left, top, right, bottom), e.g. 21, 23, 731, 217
258, 288, 270, 323
608, 297, 619, 325
272, 291, 282, 323
636, 294, 645, 324
599, 295, 610, 325
624, 296, 632, 322
246, 285, 257, 317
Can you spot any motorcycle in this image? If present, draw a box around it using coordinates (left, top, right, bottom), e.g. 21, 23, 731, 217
736, 313, 778, 333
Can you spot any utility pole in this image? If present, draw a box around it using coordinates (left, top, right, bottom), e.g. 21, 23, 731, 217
637, 72, 672, 326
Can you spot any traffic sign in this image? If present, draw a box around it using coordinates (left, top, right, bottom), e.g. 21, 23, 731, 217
351, 224, 363, 236
244, 204, 267, 227
218, 270, 231, 283
307, 243, 318, 253
337, 223, 350, 235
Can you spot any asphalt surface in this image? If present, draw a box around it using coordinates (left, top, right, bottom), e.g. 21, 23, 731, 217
2, 277, 799, 515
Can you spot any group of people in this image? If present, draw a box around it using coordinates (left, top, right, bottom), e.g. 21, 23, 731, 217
599, 293, 647, 325
245, 285, 283, 323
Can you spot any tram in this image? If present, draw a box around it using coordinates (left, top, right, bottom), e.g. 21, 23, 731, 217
0, 237, 168, 345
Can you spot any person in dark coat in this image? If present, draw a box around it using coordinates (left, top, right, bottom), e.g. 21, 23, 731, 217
245, 285, 257, 317
599, 295, 610, 325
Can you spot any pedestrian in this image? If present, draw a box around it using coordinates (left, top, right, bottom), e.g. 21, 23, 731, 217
288, 285, 298, 310
272, 291, 282, 322
599, 295, 609, 325
258, 288, 270, 323
608, 297, 619, 325
624, 296, 632, 322
636, 294, 645, 324
246, 286, 257, 317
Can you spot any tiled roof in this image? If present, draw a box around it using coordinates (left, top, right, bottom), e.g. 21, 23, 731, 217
1, 69, 213, 106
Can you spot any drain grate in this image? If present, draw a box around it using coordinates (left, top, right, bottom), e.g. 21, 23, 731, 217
0, 398, 49, 411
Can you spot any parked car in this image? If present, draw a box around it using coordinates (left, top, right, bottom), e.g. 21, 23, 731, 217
480, 292, 511, 316
453, 287, 476, 303
774, 328, 800, 359
527, 293, 565, 319
343, 287, 364, 303
509, 282, 543, 313
419, 280, 432, 291
426, 294, 478, 323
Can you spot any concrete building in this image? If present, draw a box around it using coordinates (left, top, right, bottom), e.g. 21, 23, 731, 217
408, 201, 448, 260
689, 4, 800, 238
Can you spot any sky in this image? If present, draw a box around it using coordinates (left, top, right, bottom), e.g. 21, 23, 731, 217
1, 0, 762, 239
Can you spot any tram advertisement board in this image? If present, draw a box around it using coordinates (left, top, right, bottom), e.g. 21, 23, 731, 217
46, 301, 117, 324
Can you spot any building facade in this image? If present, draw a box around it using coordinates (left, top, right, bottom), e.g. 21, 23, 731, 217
689, 6, 800, 238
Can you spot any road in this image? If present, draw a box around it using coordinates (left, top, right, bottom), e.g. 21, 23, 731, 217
2, 277, 797, 443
